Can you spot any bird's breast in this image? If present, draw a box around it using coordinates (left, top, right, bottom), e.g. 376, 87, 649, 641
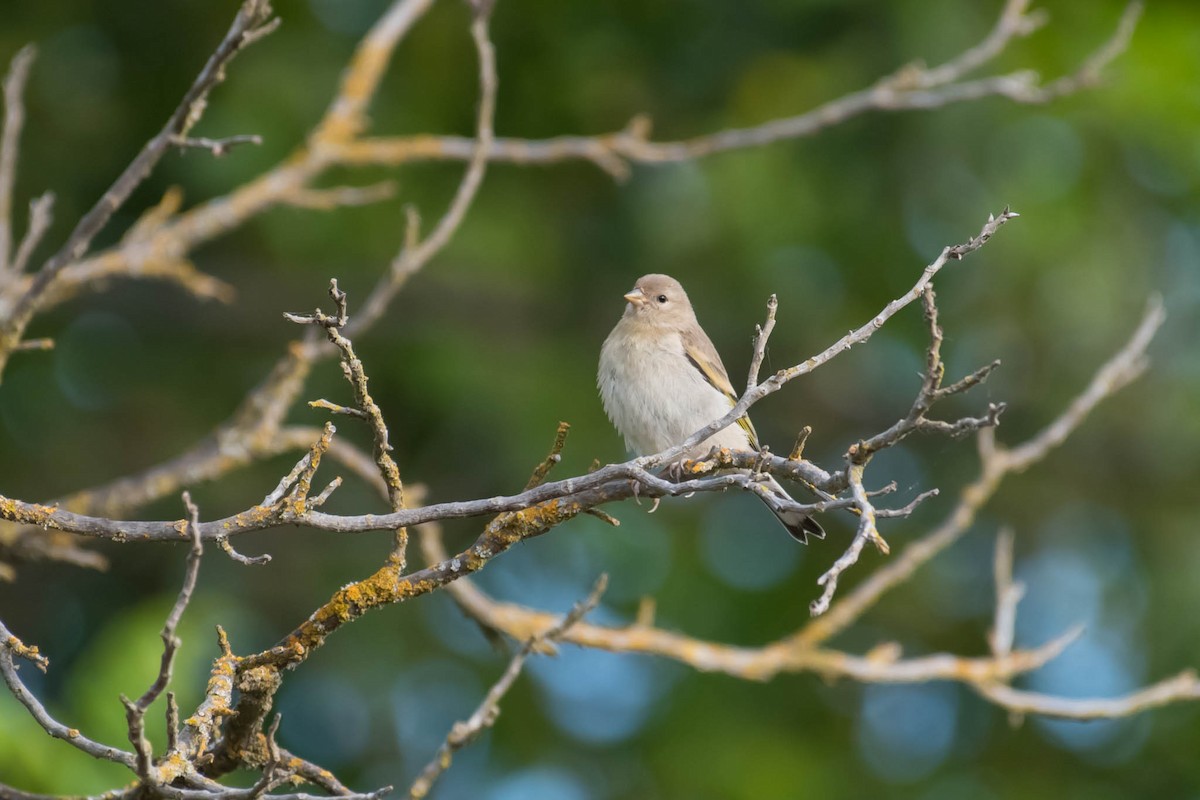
598, 323, 747, 457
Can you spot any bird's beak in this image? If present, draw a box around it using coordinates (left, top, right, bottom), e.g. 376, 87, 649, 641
623, 287, 646, 306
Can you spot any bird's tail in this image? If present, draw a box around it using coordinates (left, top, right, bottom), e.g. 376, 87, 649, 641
760, 475, 825, 544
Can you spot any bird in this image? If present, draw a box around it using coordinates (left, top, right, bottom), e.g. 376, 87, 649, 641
597, 273, 825, 543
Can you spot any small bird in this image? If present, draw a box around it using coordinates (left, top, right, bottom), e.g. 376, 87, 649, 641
598, 274, 825, 543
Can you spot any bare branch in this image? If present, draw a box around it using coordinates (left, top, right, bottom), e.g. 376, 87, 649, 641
975, 670, 1200, 720
178, 626, 237, 764
170, 133, 263, 157
275, 746, 358, 796
330, 4, 1134, 178
309, 0, 435, 145
1039, 2, 1143, 99
525, 421, 571, 490
120, 491, 205, 786
347, 2, 500, 339
794, 297, 1166, 647
309, 476, 344, 509
133, 491, 205, 712
745, 294, 777, 392
0, 0, 277, 375
848, 285, 1002, 467
284, 181, 397, 210
216, 535, 271, 566
10, 336, 52, 352
8, 192, 54, 276
166, 692, 180, 754
988, 528, 1023, 660
874, 488, 939, 518
1005, 295, 1165, 471
309, 398, 370, 419
122, 186, 184, 245
920, 1, 1046, 81
0, 45, 35, 274
0, 621, 48, 671
407, 575, 608, 799
0, 351, 1008, 550
288, 281, 408, 561
33, 257, 237, 309
809, 463, 885, 616
417, 524, 1089, 684
0, 620, 136, 767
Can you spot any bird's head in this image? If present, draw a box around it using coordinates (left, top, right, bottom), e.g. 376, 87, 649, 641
621, 273, 695, 328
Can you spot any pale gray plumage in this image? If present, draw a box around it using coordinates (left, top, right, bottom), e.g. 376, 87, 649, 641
597, 274, 824, 543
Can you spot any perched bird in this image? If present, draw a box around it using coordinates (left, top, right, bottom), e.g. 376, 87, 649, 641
597, 274, 825, 543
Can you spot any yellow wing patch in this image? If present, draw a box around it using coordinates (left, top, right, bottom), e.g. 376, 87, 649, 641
684, 344, 760, 450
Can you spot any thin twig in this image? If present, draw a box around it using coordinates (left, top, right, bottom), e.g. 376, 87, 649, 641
0, 620, 136, 767
310, 398, 369, 419
525, 422, 571, 490
0, 45, 35, 274
407, 575, 608, 799
1039, 2, 1143, 98
0, 0, 277, 374
284, 181, 396, 210
171, 133, 263, 157
789, 426, 812, 461
975, 670, 1200, 720
216, 535, 270, 565
10, 337, 52, 352
330, 3, 1135, 180
9, 192, 54, 275
914, 0, 1045, 88
134, 491, 205, 712
809, 463, 884, 616
1005, 295, 1165, 471
346, 2, 500, 339
120, 491, 206, 785
745, 294, 777, 392
988, 528, 1023, 660
794, 297, 1166, 647
288, 281, 408, 561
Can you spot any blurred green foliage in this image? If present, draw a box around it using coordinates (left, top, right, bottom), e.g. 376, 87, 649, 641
1, 0, 1199, 797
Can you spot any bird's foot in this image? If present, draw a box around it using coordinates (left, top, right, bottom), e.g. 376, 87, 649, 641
664, 458, 686, 483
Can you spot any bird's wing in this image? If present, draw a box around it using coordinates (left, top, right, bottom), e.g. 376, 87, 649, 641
681, 326, 759, 449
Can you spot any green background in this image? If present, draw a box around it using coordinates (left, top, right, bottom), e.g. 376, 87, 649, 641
1, 0, 1198, 797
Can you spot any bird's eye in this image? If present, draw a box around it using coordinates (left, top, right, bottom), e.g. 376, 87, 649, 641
656, 294, 668, 304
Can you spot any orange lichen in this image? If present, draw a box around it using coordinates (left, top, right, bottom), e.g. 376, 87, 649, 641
0, 495, 59, 527
157, 752, 191, 782
486, 498, 580, 543
226, 504, 275, 530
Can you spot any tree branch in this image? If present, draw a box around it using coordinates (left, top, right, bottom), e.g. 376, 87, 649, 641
0, 45, 35, 276
330, 3, 1137, 179
0, 0, 278, 376
406, 575, 607, 800
793, 296, 1166, 647
0, 619, 136, 767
